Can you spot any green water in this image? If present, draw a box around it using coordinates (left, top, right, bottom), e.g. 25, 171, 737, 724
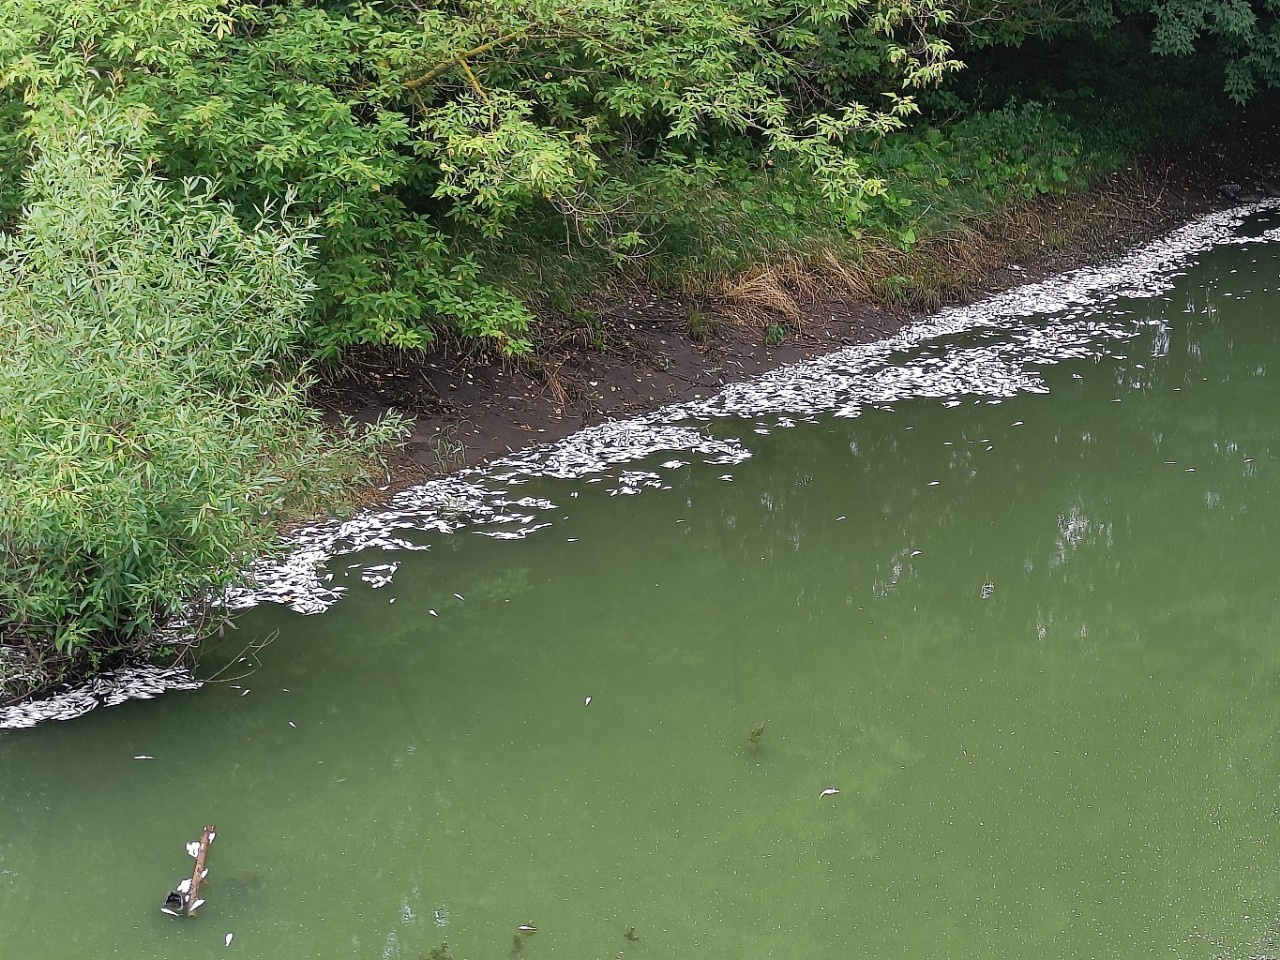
4, 226, 1280, 959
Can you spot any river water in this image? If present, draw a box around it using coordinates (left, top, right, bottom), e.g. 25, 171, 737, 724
3, 207, 1280, 959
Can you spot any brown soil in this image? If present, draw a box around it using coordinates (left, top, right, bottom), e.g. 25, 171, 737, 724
311, 111, 1280, 495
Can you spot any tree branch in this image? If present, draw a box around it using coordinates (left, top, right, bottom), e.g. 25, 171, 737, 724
405, 26, 536, 91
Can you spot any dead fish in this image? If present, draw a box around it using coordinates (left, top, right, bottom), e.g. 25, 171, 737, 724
454, 593, 464, 601
201, 868, 209, 879
517, 925, 537, 934
177, 878, 192, 894
208, 831, 216, 842
188, 898, 206, 912
133, 755, 154, 760
584, 696, 592, 706
819, 787, 841, 798
186, 841, 201, 857
429, 609, 438, 617
225, 932, 234, 946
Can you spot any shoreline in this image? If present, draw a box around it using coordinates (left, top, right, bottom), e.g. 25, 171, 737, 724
5, 195, 1276, 729
312, 123, 1270, 502
3, 117, 1277, 727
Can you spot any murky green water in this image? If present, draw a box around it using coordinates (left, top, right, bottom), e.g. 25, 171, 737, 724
4, 215, 1280, 959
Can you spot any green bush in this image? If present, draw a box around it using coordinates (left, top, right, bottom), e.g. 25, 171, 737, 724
0, 105, 405, 686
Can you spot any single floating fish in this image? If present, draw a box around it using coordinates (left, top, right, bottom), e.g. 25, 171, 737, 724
189, 898, 206, 912
177, 878, 192, 894
225, 932, 234, 946
517, 924, 537, 934
819, 787, 841, 798
134, 755, 154, 760
186, 841, 201, 858
584, 696, 592, 706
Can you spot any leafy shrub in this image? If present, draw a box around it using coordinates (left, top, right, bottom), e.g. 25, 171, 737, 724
0, 105, 405, 685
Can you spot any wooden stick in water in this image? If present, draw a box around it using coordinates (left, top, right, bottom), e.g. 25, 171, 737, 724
185, 824, 216, 916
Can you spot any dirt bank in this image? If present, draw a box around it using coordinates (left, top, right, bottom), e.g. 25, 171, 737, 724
312, 112, 1280, 493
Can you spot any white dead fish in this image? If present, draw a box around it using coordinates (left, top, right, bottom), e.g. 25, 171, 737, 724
454, 593, 464, 601
188, 898, 206, 913
584, 696, 592, 706
429, 609, 438, 617
186, 841, 201, 857
201, 868, 208, 879
517, 924, 537, 934
160, 906, 182, 917
225, 933, 234, 947
288, 721, 296, 728
819, 787, 841, 798
133, 755, 154, 760
208, 831, 216, 842
240, 689, 250, 696
177, 878, 192, 894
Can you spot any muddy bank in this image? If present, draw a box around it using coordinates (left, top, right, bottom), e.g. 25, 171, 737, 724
313, 113, 1280, 492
